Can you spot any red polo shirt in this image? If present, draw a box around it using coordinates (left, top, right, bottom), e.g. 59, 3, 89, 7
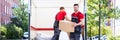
71, 11, 84, 23
55, 11, 66, 21
71, 11, 84, 28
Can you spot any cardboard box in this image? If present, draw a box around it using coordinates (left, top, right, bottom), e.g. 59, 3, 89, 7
59, 20, 74, 32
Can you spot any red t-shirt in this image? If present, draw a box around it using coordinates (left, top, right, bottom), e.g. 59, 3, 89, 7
71, 11, 84, 23
55, 11, 66, 21
71, 11, 84, 28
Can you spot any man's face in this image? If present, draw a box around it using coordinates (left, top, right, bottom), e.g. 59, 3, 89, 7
61, 9, 65, 11
74, 6, 79, 12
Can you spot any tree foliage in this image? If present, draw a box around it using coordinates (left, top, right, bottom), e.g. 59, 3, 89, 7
12, 0, 28, 32
87, 0, 120, 38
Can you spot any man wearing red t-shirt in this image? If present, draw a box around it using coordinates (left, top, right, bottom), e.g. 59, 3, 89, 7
51, 7, 70, 40
70, 4, 84, 40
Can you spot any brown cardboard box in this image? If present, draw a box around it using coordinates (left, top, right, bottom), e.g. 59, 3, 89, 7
59, 20, 74, 32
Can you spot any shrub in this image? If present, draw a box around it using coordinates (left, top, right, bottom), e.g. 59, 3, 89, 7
6, 24, 23, 39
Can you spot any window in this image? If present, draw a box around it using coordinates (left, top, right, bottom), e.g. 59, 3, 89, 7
2, 13, 5, 16
6, 6, 7, 15
7, 7, 9, 14
7, 7, 8, 15
5, 20, 6, 25
4, 19, 8, 25
5, 6, 6, 13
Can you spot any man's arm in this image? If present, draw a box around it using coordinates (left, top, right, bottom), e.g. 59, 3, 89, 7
65, 15, 71, 21
76, 19, 84, 26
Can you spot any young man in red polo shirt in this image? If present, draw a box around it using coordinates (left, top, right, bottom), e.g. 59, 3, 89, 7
51, 7, 70, 40
70, 4, 84, 40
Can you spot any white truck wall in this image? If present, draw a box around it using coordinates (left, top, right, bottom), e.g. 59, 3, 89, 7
31, 0, 84, 28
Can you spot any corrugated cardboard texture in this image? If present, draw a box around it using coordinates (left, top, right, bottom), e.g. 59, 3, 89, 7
59, 21, 74, 32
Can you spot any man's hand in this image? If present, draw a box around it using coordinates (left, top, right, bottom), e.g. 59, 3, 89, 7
72, 22, 77, 27
65, 15, 71, 21
73, 22, 83, 27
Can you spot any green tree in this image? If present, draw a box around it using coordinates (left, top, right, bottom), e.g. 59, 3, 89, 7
12, 0, 28, 32
0, 0, 29, 39
87, 0, 120, 39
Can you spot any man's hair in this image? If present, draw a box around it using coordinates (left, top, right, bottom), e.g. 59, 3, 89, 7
74, 4, 79, 7
60, 7, 64, 10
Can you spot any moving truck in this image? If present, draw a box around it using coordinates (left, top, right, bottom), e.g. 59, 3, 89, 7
30, 0, 84, 40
